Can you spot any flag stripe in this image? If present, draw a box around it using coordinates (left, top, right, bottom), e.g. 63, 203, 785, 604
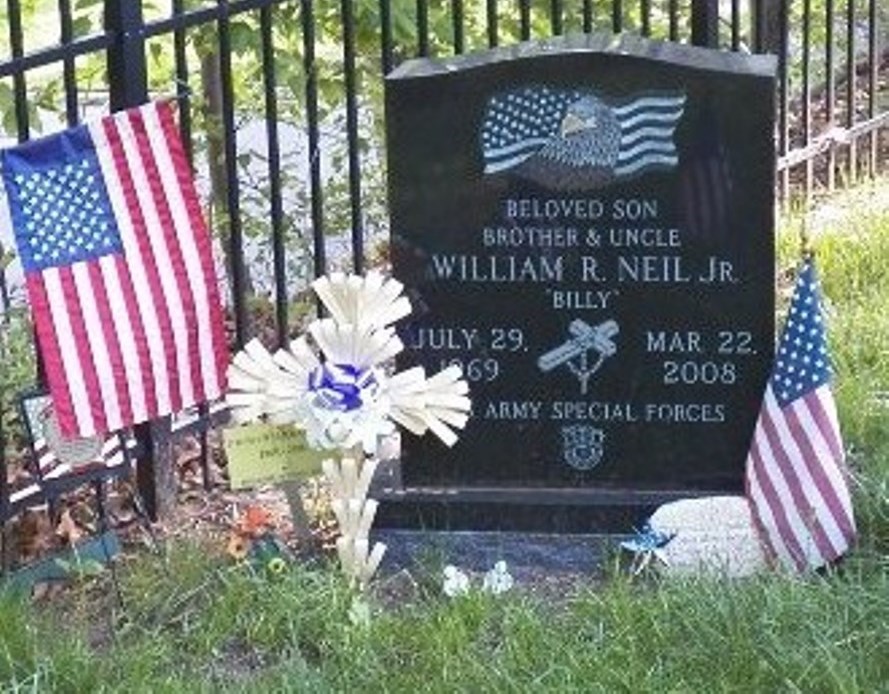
743, 481, 780, 567
748, 432, 808, 570
791, 397, 856, 543
618, 109, 683, 131
617, 140, 676, 163
92, 117, 173, 418
126, 107, 199, 405
484, 152, 537, 174
149, 102, 221, 400
759, 391, 837, 563
482, 137, 552, 160
747, 457, 798, 569
613, 95, 686, 115
97, 256, 142, 423
42, 268, 97, 435
619, 125, 677, 147
137, 105, 205, 404
807, 392, 844, 464
614, 154, 677, 177
112, 252, 157, 418
765, 389, 848, 558
72, 261, 123, 430
156, 101, 228, 394
26, 274, 77, 432
59, 265, 107, 433
112, 112, 185, 412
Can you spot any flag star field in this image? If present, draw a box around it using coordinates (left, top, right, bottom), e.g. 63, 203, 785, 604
771, 265, 831, 405
13, 157, 122, 271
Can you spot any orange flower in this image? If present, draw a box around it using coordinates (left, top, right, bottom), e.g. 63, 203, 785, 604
226, 533, 248, 561
238, 505, 274, 538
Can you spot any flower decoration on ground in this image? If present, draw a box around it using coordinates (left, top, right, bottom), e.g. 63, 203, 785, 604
225, 271, 472, 588
225, 504, 292, 575
442, 565, 471, 597
226, 271, 472, 454
619, 523, 676, 576
482, 560, 514, 595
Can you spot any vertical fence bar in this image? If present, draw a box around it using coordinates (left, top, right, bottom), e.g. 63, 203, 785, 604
826, 0, 836, 189
0, 272, 8, 569
845, 0, 856, 183
668, 0, 679, 42
417, 0, 429, 56
105, 0, 171, 520
342, 0, 364, 272
380, 0, 393, 74
612, 0, 623, 33
778, 0, 789, 203
302, 0, 326, 282
217, 2, 248, 346
260, 5, 287, 345
487, 0, 499, 47
640, 0, 651, 37
691, 0, 719, 48
551, 0, 563, 36
730, 0, 740, 51
752, 0, 765, 52
802, 0, 812, 203
452, 0, 465, 54
583, 0, 593, 34
867, 0, 877, 176
174, 0, 209, 491
519, 0, 531, 41
6, 0, 29, 141
172, 0, 193, 162
58, 0, 78, 126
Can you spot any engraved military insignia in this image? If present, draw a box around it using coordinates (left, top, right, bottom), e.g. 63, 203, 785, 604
538, 318, 619, 395
481, 87, 685, 190
561, 425, 605, 470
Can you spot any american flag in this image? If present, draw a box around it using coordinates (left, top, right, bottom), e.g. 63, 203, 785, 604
745, 260, 856, 571
480, 86, 684, 177
1, 101, 228, 438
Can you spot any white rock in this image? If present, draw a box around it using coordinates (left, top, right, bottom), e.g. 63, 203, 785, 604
648, 496, 767, 577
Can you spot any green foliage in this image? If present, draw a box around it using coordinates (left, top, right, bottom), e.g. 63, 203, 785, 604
0, 308, 37, 457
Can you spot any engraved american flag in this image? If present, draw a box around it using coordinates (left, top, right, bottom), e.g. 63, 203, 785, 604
745, 260, 856, 571
1, 101, 228, 438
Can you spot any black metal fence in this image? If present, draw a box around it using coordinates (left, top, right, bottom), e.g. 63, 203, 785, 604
0, 0, 886, 519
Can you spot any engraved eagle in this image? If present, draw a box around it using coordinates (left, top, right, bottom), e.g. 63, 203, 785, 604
481, 87, 685, 191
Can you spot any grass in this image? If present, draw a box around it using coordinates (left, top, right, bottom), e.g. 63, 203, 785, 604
1, 546, 888, 692
1, 182, 888, 692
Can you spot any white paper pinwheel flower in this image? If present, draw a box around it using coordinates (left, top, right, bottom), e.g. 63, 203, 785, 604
226, 270, 471, 454
442, 565, 471, 597
482, 561, 514, 595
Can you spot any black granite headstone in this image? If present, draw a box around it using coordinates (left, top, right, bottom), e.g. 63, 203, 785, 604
382, 33, 777, 532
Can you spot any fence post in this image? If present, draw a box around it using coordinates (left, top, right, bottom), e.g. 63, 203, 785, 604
752, 0, 782, 54
105, 0, 174, 521
105, 1, 148, 108
690, 0, 719, 48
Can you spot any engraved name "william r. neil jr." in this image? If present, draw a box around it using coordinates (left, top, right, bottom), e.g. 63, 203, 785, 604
429, 254, 738, 284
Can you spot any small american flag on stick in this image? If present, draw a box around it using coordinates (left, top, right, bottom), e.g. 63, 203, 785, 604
745, 259, 856, 571
1, 101, 228, 438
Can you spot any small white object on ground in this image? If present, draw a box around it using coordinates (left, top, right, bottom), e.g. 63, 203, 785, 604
648, 495, 767, 577
482, 560, 514, 595
442, 565, 470, 597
